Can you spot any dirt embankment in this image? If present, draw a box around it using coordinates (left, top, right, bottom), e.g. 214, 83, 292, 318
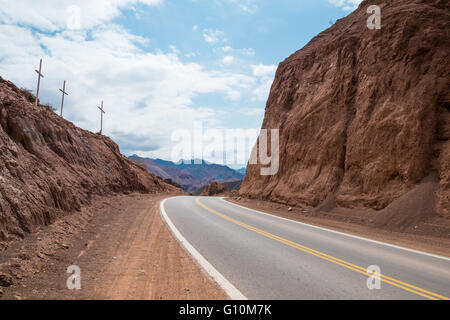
0, 77, 177, 249
240, 0, 450, 228
0, 193, 225, 300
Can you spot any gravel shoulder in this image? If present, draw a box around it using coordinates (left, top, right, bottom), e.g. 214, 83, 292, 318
0, 193, 226, 300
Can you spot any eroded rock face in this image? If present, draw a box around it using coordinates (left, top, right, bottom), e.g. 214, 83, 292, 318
240, 0, 450, 217
0, 77, 174, 246
201, 182, 230, 197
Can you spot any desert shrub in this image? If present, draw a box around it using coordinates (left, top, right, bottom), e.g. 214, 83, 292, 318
20, 88, 36, 103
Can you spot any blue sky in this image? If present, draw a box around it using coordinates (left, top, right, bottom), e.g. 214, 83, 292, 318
119, 1, 344, 66
0, 0, 361, 166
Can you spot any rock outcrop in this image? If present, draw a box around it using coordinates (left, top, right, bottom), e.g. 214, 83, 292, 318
0, 77, 174, 247
200, 182, 230, 197
240, 0, 450, 219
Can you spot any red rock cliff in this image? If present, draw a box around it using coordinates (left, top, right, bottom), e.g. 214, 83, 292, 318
240, 0, 450, 218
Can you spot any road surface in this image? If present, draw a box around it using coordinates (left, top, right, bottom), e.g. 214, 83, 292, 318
161, 196, 450, 300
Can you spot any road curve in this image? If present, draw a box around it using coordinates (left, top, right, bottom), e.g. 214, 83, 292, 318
161, 196, 450, 300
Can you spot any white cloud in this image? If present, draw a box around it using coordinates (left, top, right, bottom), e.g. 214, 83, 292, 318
202, 29, 227, 44
228, 0, 257, 14
0, 30, 254, 160
328, 0, 363, 11
169, 45, 181, 54
184, 52, 197, 58
241, 108, 265, 116
0, 1, 269, 160
252, 79, 274, 101
250, 64, 277, 101
222, 46, 232, 52
227, 90, 241, 101
0, 0, 162, 31
251, 64, 277, 77
222, 55, 235, 65
221, 46, 255, 56
241, 48, 256, 56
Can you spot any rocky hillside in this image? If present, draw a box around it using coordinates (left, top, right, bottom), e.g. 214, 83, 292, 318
240, 0, 450, 220
200, 182, 230, 197
130, 155, 244, 191
0, 77, 174, 247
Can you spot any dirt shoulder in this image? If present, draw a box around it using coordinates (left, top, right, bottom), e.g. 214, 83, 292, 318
225, 197, 450, 258
0, 193, 226, 300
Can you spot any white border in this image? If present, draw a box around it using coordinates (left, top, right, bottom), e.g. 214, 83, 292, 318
221, 197, 450, 262
160, 197, 247, 300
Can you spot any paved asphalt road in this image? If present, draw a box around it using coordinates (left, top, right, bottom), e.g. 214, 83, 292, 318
162, 196, 450, 300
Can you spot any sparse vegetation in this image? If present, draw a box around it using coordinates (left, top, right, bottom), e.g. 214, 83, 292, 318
16, 87, 57, 113
41, 102, 57, 113
19, 87, 36, 103
162, 178, 184, 190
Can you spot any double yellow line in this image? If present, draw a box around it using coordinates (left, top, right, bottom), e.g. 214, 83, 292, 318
196, 198, 449, 300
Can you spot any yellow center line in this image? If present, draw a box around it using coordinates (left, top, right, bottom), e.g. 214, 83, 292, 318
196, 198, 449, 301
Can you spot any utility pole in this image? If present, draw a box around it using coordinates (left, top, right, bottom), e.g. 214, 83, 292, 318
59, 80, 68, 117
35, 59, 44, 106
98, 101, 106, 135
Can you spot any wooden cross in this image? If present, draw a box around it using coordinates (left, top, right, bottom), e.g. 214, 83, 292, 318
35, 59, 44, 106
98, 100, 106, 135
59, 80, 68, 117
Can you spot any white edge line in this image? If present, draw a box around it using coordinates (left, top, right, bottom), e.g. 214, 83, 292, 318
160, 197, 248, 300
220, 197, 450, 262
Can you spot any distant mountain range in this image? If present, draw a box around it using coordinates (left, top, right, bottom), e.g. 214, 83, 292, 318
129, 155, 245, 191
